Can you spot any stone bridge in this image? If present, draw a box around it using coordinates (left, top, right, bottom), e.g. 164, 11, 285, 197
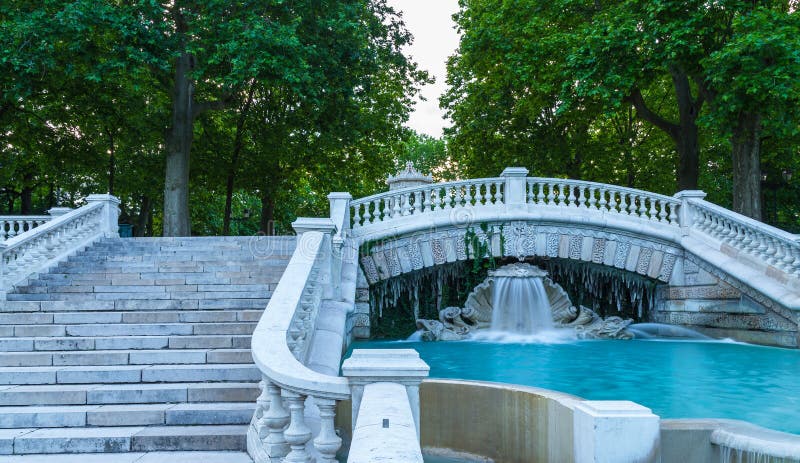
343, 167, 800, 347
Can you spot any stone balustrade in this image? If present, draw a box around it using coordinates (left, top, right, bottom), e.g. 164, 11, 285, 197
0, 195, 119, 296
1, 216, 53, 241
685, 195, 800, 275
350, 177, 505, 228
248, 230, 350, 463
526, 177, 681, 225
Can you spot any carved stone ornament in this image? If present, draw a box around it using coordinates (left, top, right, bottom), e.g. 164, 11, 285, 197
386, 161, 434, 191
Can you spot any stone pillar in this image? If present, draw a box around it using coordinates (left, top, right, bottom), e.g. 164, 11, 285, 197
341, 349, 429, 439
573, 401, 660, 463
85, 194, 121, 237
673, 190, 707, 235
501, 167, 530, 211
327, 192, 352, 301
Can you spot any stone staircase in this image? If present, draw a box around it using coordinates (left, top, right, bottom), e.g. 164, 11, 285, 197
0, 236, 295, 461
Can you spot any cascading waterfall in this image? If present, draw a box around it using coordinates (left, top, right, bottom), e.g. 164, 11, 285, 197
489, 263, 554, 333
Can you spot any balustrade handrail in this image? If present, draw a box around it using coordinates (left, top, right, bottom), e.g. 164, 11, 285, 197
349, 177, 506, 207
526, 177, 681, 205
687, 197, 800, 244
2, 203, 103, 251
250, 231, 350, 400
0, 215, 52, 220
1, 215, 53, 241
1, 195, 119, 294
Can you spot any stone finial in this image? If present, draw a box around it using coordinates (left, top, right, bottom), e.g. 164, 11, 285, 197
386, 161, 434, 191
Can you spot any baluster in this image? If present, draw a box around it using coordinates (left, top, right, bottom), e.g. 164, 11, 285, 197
254, 379, 269, 439
314, 398, 342, 463
466, 184, 475, 206
495, 181, 504, 203
372, 199, 382, 223
453, 185, 463, 209
780, 241, 795, 271
764, 236, 779, 266
546, 183, 555, 205
657, 201, 667, 222
283, 391, 312, 462
556, 184, 566, 206
473, 183, 482, 205
526, 182, 534, 203
638, 195, 648, 218
398, 194, 409, 216
537, 183, 545, 204
619, 192, 629, 215
667, 203, 678, 224
587, 186, 597, 209
9, 220, 19, 238
352, 205, 362, 228
773, 239, 789, 271
364, 202, 373, 225
424, 189, 434, 212
576, 185, 585, 208
568, 184, 577, 207
606, 189, 616, 212
790, 242, 800, 275
437, 187, 447, 209
262, 382, 290, 457
412, 191, 422, 214
623, 194, 634, 215
647, 198, 658, 221
392, 194, 402, 217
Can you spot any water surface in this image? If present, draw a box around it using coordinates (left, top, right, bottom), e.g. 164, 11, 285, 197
346, 338, 800, 434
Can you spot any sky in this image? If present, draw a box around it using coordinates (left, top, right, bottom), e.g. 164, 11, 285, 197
387, 0, 461, 138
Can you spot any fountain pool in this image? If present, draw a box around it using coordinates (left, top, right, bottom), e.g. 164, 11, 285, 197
345, 338, 800, 434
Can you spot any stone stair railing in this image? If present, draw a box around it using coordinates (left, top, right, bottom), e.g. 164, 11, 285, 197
249, 192, 429, 462
1, 215, 51, 241
248, 229, 350, 463
0, 194, 119, 297
683, 192, 800, 275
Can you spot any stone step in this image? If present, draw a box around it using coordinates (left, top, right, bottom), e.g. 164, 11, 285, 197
0, 403, 256, 428
4, 425, 247, 454
0, 310, 262, 325
0, 364, 260, 385
0, 349, 253, 367
0, 299, 269, 311
0, 451, 253, 462
0, 382, 259, 406
7, 293, 271, 303
0, 322, 257, 337
0, 334, 252, 352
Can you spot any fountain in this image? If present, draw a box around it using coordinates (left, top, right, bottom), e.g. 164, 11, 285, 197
414, 263, 634, 341
489, 263, 554, 333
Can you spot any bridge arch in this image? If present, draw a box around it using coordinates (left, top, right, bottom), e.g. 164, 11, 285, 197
337, 168, 800, 347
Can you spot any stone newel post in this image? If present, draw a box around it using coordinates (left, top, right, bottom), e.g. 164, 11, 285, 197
342, 349, 430, 439
501, 167, 530, 211
573, 401, 660, 463
673, 190, 707, 235
85, 194, 121, 237
328, 192, 352, 301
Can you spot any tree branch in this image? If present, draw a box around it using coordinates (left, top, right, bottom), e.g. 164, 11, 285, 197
626, 87, 680, 139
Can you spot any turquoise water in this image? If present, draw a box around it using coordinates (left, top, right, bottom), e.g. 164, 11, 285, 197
347, 339, 800, 434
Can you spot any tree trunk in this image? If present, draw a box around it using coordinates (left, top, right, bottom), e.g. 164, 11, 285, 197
628, 70, 702, 192
731, 112, 762, 220
260, 190, 275, 236
134, 195, 152, 237
672, 72, 700, 192
106, 127, 116, 195
20, 172, 34, 214
223, 85, 256, 236
163, 8, 194, 237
